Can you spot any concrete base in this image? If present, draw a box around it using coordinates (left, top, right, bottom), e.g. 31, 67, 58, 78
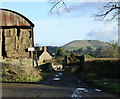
1, 58, 33, 67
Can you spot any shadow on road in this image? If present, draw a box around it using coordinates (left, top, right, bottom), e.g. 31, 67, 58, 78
2, 71, 119, 98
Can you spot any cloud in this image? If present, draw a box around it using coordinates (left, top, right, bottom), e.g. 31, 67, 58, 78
87, 23, 118, 42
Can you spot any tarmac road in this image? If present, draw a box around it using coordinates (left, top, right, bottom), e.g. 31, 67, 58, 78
2, 71, 119, 98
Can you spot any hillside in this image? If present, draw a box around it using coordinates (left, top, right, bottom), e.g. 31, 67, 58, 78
63, 40, 109, 50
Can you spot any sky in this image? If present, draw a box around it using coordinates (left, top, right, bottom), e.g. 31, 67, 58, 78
0, 0, 119, 46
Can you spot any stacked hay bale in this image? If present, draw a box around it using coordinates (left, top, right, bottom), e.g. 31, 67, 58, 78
4, 29, 32, 58
0, 9, 35, 67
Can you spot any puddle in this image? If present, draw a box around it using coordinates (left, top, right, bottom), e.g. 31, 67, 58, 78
95, 89, 102, 92
76, 88, 90, 93
74, 90, 80, 94
84, 89, 89, 93
72, 87, 102, 98
53, 78, 60, 81
71, 93, 78, 98
77, 88, 86, 91
77, 80, 82, 83
71, 90, 83, 98
55, 75, 59, 77
71, 90, 82, 98
58, 72, 63, 76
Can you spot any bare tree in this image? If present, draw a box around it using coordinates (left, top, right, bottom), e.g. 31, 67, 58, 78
94, 1, 120, 21
49, 0, 120, 21
49, 0, 69, 15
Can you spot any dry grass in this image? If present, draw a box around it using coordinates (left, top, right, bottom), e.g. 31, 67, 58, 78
2, 63, 43, 82
85, 58, 119, 61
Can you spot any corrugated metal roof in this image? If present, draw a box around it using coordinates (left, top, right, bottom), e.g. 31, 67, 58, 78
0, 9, 34, 27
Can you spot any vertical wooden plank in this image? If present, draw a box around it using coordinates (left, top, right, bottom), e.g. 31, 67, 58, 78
0, 10, 2, 26
0, 29, 2, 58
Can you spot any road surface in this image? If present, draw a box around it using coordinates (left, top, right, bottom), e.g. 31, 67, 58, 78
2, 71, 119, 98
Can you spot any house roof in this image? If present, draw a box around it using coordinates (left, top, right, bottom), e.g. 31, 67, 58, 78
38, 50, 44, 57
39, 51, 52, 59
38, 49, 52, 60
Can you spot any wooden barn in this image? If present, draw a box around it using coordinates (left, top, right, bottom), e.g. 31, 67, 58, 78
0, 9, 34, 59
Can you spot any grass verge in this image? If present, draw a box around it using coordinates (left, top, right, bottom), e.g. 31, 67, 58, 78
79, 73, 120, 95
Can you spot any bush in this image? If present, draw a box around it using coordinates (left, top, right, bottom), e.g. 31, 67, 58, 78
84, 59, 120, 78
84, 54, 94, 59
79, 59, 120, 94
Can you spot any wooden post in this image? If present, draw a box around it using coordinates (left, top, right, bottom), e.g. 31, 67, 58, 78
28, 47, 35, 67
0, 29, 2, 58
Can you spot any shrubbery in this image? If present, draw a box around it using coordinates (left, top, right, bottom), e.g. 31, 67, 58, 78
84, 54, 94, 59
79, 59, 120, 94
83, 59, 120, 78
2, 63, 43, 82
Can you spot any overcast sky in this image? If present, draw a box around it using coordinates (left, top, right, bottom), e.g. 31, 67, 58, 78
0, 1, 118, 46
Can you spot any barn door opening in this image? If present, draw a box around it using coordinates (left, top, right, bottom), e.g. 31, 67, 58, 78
0, 29, 2, 58
2, 29, 7, 59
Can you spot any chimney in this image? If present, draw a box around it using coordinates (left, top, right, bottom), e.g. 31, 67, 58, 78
39, 47, 42, 51
44, 46, 47, 52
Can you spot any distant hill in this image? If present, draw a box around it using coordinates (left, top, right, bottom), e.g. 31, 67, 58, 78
62, 40, 109, 50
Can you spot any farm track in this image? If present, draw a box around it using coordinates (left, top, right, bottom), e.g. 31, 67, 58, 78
2, 71, 119, 98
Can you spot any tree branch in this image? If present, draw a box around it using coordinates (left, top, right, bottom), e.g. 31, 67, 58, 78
49, 0, 69, 15
50, 0, 62, 13
94, 1, 120, 21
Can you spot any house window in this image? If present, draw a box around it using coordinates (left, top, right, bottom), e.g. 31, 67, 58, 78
43, 60, 46, 63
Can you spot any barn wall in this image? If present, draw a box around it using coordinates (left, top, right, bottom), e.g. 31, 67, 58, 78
2, 28, 33, 59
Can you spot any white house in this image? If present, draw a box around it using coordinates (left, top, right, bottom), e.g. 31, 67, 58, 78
38, 47, 52, 63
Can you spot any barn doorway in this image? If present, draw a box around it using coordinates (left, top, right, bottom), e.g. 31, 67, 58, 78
2, 29, 7, 59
